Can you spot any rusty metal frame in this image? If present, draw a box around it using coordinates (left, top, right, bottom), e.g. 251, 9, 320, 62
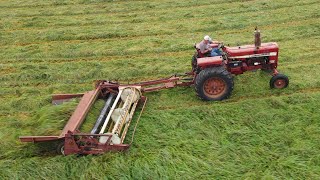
19, 74, 192, 155
63, 132, 130, 155
52, 93, 84, 105
98, 74, 194, 92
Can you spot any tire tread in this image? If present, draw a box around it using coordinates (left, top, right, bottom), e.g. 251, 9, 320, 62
195, 66, 233, 101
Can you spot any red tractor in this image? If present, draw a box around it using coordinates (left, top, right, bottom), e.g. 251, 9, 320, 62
19, 30, 290, 156
191, 34, 289, 101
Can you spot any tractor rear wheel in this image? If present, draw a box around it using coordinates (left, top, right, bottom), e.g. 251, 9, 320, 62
195, 66, 233, 101
270, 74, 289, 89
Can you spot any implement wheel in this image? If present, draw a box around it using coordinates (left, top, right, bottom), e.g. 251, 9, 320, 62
270, 74, 289, 89
56, 141, 65, 156
195, 66, 233, 101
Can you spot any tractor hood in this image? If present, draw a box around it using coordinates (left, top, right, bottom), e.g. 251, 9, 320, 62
224, 42, 279, 58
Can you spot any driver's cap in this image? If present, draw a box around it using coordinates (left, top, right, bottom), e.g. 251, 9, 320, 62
204, 35, 211, 41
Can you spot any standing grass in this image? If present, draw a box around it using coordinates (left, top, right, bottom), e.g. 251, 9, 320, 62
0, 0, 320, 179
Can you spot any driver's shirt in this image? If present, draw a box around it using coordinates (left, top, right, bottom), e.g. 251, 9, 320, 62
197, 40, 212, 54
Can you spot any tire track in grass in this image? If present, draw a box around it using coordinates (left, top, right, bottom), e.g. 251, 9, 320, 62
0, 0, 255, 18
1, 0, 315, 28
0, 30, 319, 66
2, 81, 320, 116
147, 87, 320, 112
0, 50, 190, 65
0, 0, 254, 9
2, 1, 318, 36
1, 84, 320, 118
2, 31, 319, 67
280, 54, 320, 67
1, 18, 319, 50
0, 0, 253, 22
2, 0, 315, 31
0, 0, 250, 9
1, 12, 319, 48
1, 59, 320, 91
0, 35, 318, 73
0, 51, 306, 78
2, 58, 320, 95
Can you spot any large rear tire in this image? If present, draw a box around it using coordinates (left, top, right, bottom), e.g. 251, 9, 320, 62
195, 66, 233, 101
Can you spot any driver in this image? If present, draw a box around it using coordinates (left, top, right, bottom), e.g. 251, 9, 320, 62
196, 35, 222, 57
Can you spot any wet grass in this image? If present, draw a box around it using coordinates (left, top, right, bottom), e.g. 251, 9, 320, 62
0, 0, 320, 179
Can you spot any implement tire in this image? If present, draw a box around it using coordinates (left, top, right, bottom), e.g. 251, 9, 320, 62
195, 66, 233, 101
56, 141, 65, 156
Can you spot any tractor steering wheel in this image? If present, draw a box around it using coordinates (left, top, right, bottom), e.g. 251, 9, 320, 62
217, 42, 224, 49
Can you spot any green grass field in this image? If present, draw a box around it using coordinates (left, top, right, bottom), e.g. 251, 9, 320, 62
1, 0, 320, 179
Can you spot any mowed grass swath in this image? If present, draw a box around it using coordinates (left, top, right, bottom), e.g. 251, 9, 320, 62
0, 0, 320, 179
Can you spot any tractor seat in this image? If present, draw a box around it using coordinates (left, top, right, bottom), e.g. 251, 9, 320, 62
196, 49, 211, 58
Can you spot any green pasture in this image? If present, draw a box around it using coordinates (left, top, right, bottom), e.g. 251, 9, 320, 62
0, 0, 319, 179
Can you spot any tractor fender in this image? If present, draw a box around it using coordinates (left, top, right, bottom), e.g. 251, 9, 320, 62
197, 56, 223, 69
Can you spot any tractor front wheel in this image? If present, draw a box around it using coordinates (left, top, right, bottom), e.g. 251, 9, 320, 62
270, 74, 289, 89
195, 66, 233, 101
